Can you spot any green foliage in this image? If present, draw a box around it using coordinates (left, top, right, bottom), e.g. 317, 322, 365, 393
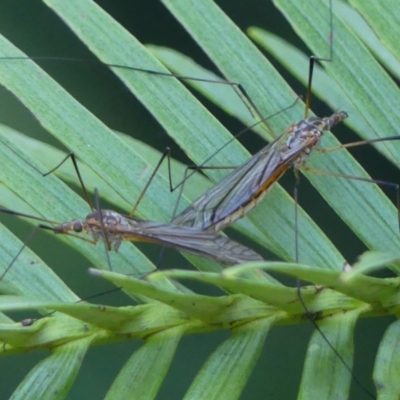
0, 0, 399, 399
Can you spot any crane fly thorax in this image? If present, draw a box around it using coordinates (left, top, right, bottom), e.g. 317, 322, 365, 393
86, 210, 116, 229
84, 210, 130, 233
284, 117, 324, 168
284, 111, 348, 169
84, 210, 131, 251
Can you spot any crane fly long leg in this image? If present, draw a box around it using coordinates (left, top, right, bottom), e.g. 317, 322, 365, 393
304, 0, 333, 116
303, 167, 400, 232
0, 136, 94, 211
0, 226, 41, 282
319, 135, 400, 153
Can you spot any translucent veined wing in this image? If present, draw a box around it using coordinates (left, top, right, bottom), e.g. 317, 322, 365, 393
174, 113, 347, 231
55, 209, 264, 265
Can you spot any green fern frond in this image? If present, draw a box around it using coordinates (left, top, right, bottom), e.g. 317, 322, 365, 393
0, 0, 399, 399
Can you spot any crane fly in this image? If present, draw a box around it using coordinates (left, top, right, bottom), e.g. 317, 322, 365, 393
48, 207, 264, 266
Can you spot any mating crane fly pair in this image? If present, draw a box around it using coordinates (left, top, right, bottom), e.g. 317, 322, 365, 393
0, 1, 398, 398
0, 107, 352, 276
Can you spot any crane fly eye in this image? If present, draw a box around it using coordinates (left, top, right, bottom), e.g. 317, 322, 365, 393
73, 221, 83, 232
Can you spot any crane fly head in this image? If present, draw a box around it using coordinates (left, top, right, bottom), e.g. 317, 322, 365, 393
53, 219, 84, 234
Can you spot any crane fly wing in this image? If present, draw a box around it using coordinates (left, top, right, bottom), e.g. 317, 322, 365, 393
119, 218, 264, 265
173, 128, 304, 231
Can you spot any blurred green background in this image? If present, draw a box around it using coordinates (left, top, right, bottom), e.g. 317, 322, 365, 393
0, 0, 397, 398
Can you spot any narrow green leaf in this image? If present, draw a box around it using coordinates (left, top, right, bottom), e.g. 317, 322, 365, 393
146, 45, 268, 137
374, 319, 400, 399
90, 269, 235, 320
106, 328, 184, 400
185, 318, 275, 400
226, 260, 398, 305
0, 301, 99, 349
43, 0, 241, 177
336, 0, 400, 80
161, 0, 305, 133
47, 303, 190, 337
0, 318, 48, 350
10, 338, 91, 400
0, 312, 13, 324
299, 311, 361, 400
349, 0, 400, 64
0, 219, 77, 302
247, 29, 372, 143
344, 251, 400, 278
